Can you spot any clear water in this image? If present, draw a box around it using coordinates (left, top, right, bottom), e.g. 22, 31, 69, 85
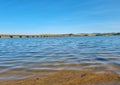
0, 36, 120, 80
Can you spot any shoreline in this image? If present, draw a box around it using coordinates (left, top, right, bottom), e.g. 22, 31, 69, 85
0, 68, 120, 85
0, 33, 120, 38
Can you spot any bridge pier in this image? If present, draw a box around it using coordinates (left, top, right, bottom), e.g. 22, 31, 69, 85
19, 36, 22, 38
32, 36, 35, 38
26, 36, 29, 38
10, 36, 13, 38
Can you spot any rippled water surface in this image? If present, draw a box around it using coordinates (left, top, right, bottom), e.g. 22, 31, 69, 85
0, 36, 120, 80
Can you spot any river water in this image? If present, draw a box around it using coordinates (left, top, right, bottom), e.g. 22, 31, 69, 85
0, 36, 120, 80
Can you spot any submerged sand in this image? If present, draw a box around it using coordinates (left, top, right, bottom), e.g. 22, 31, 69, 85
0, 68, 120, 85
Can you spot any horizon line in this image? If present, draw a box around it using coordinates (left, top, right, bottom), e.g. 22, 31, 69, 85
0, 32, 120, 35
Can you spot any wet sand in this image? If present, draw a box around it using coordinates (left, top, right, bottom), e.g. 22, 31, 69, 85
0, 68, 120, 85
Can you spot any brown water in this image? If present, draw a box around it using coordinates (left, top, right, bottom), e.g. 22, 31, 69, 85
0, 36, 120, 80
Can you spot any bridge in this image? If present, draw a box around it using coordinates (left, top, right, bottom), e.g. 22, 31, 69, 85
0, 34, 71, 38
0, 34, 52, 38
0, 33, 120, 38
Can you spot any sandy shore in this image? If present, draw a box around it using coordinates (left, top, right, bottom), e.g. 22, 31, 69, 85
0, 68, 120, 85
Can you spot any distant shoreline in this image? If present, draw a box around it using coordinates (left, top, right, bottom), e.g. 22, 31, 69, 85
0, 32, 120, 38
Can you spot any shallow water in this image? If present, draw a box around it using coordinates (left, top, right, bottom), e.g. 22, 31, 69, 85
0, 36, 120, 80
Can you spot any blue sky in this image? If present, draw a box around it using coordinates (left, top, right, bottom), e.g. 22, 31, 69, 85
0, 0, 120, 34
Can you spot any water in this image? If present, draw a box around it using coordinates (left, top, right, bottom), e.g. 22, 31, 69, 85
0, 36, 120, 80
